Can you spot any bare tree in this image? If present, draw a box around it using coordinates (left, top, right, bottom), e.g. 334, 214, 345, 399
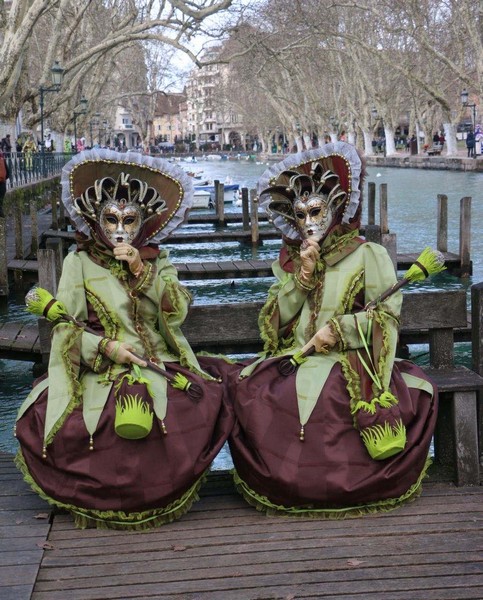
0, 0, 235, 123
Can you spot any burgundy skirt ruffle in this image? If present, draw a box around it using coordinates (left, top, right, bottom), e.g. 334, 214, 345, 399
229, 358, 438, 510
16, 357, 235, 514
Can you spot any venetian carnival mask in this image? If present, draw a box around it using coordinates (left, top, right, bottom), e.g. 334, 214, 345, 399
260, 164, 348, 243
100, 201, 142, 245
293, 192, 335, 242
72, 170, 170, 249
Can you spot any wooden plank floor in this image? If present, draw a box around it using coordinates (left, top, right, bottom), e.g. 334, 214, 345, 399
0, 454, 51, 600
1, 456, 481, 600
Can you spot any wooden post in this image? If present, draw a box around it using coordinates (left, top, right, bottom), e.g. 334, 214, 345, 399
37, 245, 56, 368
381, 232, 397, 273
46, 237, 64, 285
30, 198, 39, 256
37, 248, 58, 296
429, 329, 454, 369
37, 248, 57, 368
0, 218, 8, 297
379, 183, 388, 233
216, 181, 225, 225
472, 283, 483, 376
364, 224, 382, 245
459, 197, 471, 276
241, 187, 250, 231
14, 202, 24, 259
437, 194, 448, 253
250, 188, 260, 245
51, 193, 58, 231
471, 282, 483, 467
58, 195, 66, 230
367, 182, 376, 225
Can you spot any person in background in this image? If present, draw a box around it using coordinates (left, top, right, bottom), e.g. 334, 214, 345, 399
0, 150, 10, 218
474, 125, 482, 156
466, 131, 475, 158
1, 134, 12, 155
22, 135, 36, 170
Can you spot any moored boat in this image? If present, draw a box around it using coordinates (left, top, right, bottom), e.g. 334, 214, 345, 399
192, 189, 213, 209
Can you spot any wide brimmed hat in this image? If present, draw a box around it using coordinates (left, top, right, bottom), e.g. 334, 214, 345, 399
61, 149, 193, 245
257, 142, 363, 241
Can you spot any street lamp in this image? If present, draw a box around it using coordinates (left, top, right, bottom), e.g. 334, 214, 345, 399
39, 61, 64, 174
73, 97, 88, 153
89, 112, 101, 147
460, 89, 477, 133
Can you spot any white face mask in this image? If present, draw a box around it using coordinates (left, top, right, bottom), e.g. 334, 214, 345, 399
293, 193, 335, 242
100, 202, 142, 246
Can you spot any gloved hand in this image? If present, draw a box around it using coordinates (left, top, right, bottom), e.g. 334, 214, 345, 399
299, 238, 320, 282
301, 324, 337, 354
113, 243, 143, 277
105, 340, 147, 367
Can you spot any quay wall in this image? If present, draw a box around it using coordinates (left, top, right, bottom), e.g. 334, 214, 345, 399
262, 153, 483, 172
4, 177, 60, 214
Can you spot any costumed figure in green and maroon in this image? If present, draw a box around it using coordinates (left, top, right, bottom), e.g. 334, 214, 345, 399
229, 141, 438, 517
15, 149, 234, 529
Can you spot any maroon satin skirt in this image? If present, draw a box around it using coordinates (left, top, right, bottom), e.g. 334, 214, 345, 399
229, 357, 438, 511
16, 357, 235, 517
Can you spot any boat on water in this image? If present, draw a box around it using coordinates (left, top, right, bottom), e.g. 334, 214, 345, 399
192, 189, 213, 209
194, 183, 240, 193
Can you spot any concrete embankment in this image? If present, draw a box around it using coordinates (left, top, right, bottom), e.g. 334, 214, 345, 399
262, 152, 483, 172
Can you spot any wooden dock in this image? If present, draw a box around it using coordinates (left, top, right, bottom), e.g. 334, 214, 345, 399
7, 253, 467, 283
1, 453, 482, 600
0, 299, 473, 363
1, 199, 473, 287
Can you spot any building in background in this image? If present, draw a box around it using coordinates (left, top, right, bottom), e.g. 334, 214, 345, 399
153, 92, 187, 152
185, 49, 247, 151
112, 105, 142, 149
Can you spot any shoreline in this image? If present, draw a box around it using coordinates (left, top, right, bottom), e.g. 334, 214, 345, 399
261, 151, 483, 172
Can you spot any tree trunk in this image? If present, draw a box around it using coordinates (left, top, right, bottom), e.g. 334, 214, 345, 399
443, 122, 458, 156
362, 129, 375, 155
384, 127, 396, 155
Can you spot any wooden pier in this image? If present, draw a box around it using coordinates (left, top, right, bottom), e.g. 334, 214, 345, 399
1, 184, 481, 599
1, 453, 482, 600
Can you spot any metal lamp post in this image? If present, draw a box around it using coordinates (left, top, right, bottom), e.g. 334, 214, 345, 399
39, 61, 64, 175
89, 112, 101, 148
73, 97, 88, 153
461, 89, 477, 133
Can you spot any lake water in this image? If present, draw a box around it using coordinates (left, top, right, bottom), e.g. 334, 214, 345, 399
1, 159, 481, 465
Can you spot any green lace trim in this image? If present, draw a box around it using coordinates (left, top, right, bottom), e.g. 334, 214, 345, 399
84, 285, 121, 339
320, 229, 360, 260
46, 324, 84, 446
162, 280, 215, 381
259, 291, 286, 355
371, 309, 395, 397
232, 456, 431, 519
339, 353, 363, 427
341, 269, 365, 313
15, 449, 206, 530
133, 261, 155, 293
